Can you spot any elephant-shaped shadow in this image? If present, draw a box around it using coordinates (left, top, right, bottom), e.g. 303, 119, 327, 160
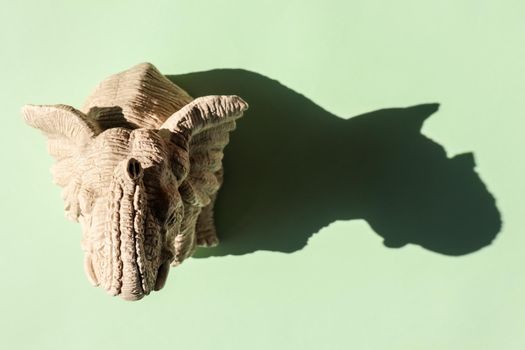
168, 70, 501, 257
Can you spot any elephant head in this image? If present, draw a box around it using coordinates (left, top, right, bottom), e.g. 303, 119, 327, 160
22, 70, 248, 301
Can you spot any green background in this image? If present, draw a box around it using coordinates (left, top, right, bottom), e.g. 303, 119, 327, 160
1, 1, 523, 349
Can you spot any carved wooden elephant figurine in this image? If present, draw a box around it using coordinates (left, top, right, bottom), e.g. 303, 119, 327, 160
22, 63, 248, 300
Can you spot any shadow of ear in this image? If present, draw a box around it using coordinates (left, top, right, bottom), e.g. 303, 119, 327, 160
167, 70, 502, 258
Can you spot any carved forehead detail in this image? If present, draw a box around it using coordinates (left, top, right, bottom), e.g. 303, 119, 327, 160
128, 129, 169, 167
85, 128, 168, 168
78, 128, 131, 187
78, 127, 171, 196
90, 128, 132, 156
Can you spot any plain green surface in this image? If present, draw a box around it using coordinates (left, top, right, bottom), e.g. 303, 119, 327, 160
1, 1, 523, 349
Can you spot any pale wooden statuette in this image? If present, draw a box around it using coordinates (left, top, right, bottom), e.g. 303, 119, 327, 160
22, 63, 248, 301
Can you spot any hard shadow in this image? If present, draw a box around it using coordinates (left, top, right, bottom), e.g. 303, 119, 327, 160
167, 70, 501, 257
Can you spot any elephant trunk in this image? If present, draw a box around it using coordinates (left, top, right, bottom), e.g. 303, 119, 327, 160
103, 158, 157, 300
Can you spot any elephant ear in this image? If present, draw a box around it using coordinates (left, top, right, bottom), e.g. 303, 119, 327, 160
160, 95, 248, 207
22, 104, 99, 220
159, 95, 248, 263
